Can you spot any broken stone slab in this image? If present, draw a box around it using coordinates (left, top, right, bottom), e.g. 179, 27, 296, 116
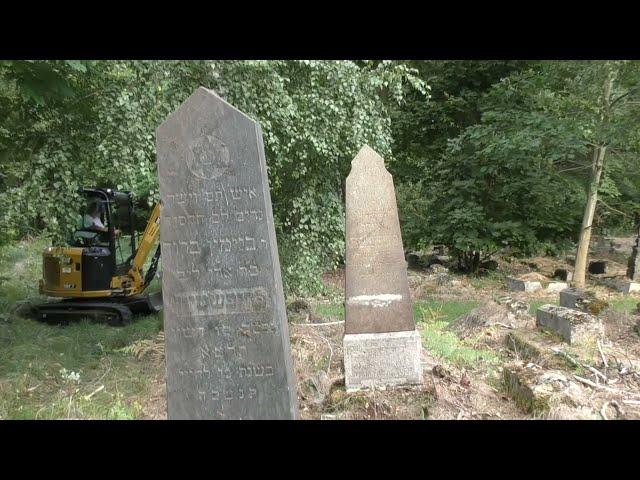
496, 297, 529, 318
343, 330, 422, 391
506, 277, 542, 292
546, 282, 569, 293
536, 304, 604, 345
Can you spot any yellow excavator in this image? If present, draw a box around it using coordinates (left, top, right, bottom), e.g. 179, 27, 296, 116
36, 187, 162, 325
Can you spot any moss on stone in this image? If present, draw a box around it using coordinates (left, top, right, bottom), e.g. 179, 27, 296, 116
502, 364, 551, 415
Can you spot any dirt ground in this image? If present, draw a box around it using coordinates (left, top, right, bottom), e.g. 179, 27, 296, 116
141, 244, 640, 420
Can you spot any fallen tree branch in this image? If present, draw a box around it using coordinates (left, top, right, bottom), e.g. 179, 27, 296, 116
84, 385, 105, 401
553, 348, 607, 382
573, 375, 640, 398
488, 322, 515, 329
597, 339, 608, 368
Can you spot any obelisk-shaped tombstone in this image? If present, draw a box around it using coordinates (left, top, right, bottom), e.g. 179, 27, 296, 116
628, 214, 640, 282
157, 87, 298, 419
343, 145, 422, 391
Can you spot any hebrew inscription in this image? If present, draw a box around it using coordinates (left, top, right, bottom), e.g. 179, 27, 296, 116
157, 87, 297, 419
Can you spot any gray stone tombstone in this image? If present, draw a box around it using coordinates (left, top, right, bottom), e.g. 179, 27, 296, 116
627, 228, 640, 282
157, 87, 298, 419
343, 145, 422, 391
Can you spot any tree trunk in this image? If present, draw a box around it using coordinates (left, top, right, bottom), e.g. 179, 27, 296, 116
572, 69, 616, 289
573, 146, 607, 288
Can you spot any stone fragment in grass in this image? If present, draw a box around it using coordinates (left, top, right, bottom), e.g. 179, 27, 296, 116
506, 277, 541, 292
546, 282, 569, 293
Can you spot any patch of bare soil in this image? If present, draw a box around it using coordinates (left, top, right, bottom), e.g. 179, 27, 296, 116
521, 257, 573, 279
518, 272, 551, 283
290, 318, 528, 420
419, 349, 525, 420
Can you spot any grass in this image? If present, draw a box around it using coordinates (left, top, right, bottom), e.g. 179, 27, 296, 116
313, 302, 345, 320
312, 298, 500, 369
609, 297, 640, 312
0, 237, 163, 419
413, 300, 500, 368
468, 271, 507, 291
528, 297, 558, 315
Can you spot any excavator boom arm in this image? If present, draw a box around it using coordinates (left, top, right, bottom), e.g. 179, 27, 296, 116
132, 202, 161, 273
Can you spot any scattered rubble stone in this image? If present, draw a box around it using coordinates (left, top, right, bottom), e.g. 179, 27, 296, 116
506, 277, 542, 292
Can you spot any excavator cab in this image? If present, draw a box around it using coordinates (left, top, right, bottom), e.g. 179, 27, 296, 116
37, 187, 162, 325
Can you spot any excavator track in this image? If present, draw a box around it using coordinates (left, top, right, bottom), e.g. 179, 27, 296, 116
35, 300, 133, 326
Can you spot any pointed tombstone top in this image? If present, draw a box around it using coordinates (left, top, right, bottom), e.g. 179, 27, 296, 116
158, 87, 257, 135
350, 144, 388, 173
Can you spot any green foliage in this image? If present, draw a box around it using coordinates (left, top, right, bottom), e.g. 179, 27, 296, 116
393, 61, 640, 270
0, 60, 425, 295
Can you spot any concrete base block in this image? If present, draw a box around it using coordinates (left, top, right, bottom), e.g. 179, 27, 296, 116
344, 330, 422, 391
559, 288, 586, 309
536, 304, 604, 345
506, 277, 542, 292
546, 282, 569, 293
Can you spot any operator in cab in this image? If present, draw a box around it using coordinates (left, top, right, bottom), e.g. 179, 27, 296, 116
84, 201, 121, 236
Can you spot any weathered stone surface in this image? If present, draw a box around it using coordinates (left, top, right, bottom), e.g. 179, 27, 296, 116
504, 332, 543, 363
502, 363, 552, 415
496, 296, 529, 318
616, 281, 640, 294
344, 145, 414, 335
546, 282, 569, 293
559, 287, 587, 309
157, 87, 297, 419
536, 304, 604, 345
344, 330, 422, 391
506, 277, 541, 292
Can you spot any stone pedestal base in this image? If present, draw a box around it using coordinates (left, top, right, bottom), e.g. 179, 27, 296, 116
559, 288, 586, 309
343, 330, 422, 391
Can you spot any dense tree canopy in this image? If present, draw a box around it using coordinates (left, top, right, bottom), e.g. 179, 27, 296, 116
1, 60, 638, 292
